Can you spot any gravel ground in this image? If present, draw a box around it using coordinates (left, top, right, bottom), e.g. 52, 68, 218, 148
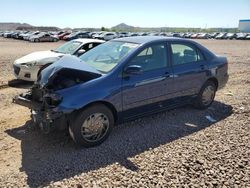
0, 38, 249, 187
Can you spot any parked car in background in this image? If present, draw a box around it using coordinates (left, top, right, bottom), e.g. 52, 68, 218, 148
172, 33, 181, 38
210, 32, 220, 39
159, 32, 167, 36
140, 32, 149, 36
51, 31, 64, 39
13, 36, 228, 147
29, 33, 59, 42
58, 32, 71, 40
13, 38, 104, 81
245, 34, 250, 40
92, 32, 104, 39
149, 32, 159, 36
95, 32, 117, 40
184, 33, 193, 38
215, 33, 227, 39
224, 33, 237, 40
23, 31, 40, 40
63, 31, 90, 41
118, 32, 129, 38
190, 33, 199, 39
89, 32, 98, 38
197, 33, 211, 39
236, 33, 247, 40
3, 31, 14, 38
18, 31, 31, 40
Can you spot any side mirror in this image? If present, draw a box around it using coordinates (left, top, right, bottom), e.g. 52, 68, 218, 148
76, 49, 86, 56
124, 65, 143, 75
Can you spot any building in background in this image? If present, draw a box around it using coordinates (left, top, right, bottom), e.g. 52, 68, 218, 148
239, 20, 250, 32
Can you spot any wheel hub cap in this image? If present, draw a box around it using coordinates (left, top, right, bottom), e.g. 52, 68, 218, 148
202, 85, 215, 105
81, 113, 109, 142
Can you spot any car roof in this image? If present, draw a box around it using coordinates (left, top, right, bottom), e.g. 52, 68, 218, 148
72, 38, 105, 43
113, 36, 194, 45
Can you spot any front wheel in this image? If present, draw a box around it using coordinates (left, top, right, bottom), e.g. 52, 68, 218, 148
69, 104, 114, 147
193, 81, 216, 109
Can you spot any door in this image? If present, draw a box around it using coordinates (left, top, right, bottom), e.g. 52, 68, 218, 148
170, 42, 208, 97
122, 43, 174, 118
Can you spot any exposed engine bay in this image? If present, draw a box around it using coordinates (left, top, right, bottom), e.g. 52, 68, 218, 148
13, 66, 101, 133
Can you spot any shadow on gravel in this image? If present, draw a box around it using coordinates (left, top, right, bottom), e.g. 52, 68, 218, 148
8, 79, 33, 89
6, 101, 232, 187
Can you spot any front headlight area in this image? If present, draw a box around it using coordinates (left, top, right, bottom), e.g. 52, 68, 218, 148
21, 61, 38, 68
44, 93, 63, 107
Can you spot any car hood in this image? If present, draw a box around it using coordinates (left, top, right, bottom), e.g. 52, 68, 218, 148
14, 50, 64, 65
38, 55, 102, 87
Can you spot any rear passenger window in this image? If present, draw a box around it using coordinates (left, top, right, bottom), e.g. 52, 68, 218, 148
171, 44, 203, 65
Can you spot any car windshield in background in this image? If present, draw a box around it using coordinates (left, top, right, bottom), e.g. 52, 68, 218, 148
54, 41, 82, 54
79, 41, 139, 73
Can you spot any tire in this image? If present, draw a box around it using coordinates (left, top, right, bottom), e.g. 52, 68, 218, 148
193, 81, 216, 109
35, 38, 39, 42
69, 104, 114, 147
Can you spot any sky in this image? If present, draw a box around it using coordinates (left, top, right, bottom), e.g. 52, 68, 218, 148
0, 0, 249, 28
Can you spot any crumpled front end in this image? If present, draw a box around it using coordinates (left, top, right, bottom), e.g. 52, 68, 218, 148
13, 55, 102, 133
13, 84, 68, 133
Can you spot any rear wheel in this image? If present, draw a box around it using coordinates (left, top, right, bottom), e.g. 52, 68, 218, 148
34, 38, 39, 42
193, 81, 216, 109
69, 104, 114, 147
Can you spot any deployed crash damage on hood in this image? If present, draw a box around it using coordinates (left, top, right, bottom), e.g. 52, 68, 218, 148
13, 55, 102, 133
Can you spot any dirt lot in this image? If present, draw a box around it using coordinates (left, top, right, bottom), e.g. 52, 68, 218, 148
0, 38, 249, 187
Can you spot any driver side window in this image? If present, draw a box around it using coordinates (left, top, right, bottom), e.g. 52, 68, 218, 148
128, 44, 167, 72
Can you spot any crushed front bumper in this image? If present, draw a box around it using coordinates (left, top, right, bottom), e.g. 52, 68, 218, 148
13, 94, 41, 109
13, 93, 68, 132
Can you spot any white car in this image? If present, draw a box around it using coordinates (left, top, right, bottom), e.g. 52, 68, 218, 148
13, 38, 105, 81
95, 32, 117, 41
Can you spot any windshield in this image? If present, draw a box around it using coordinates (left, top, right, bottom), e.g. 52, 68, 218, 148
79, 41, 139, 73
54, 41, 82, 54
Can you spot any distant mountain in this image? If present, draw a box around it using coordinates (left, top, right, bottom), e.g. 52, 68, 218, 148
0, 22, 238, 33
0, 22, 60, 31
111, 23, 135, 31
0, 22, 32, 31
110, 23, 238, 33
16, 26, 60, 31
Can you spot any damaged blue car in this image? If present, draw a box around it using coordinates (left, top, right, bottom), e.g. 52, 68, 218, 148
13, 36, 228, 147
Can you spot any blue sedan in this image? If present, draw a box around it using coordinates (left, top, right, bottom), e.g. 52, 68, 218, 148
14, 36, 229, 147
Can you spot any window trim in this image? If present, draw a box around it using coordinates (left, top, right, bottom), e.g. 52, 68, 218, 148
169, 42, 206, 67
